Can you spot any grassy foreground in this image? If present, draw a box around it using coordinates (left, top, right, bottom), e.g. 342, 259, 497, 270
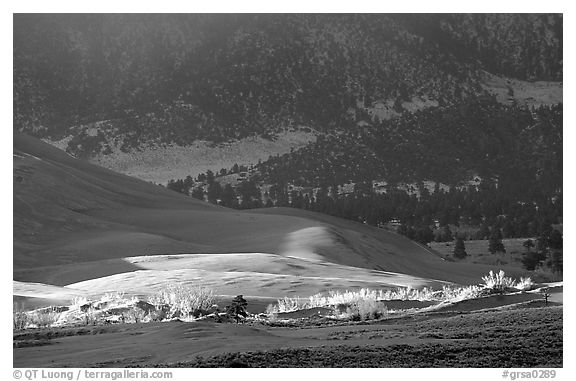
13, 304, 562, 367
162, 307, 562, 368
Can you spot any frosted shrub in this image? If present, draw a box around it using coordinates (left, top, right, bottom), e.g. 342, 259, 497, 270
271, 287, 451, 314
265, 304, 279, 318
275, 296, 305, 312
482, 270, 517, 293
267, 283, 501, 319
307, 294, 330, 308
124, 307, 148, 323
515, 277, 535, 291
357, 299, 388, 320
13, 304, 29, 330
342, 299, 388, 321
82, 307, 100, 326
71, 296, 89, 310
149, 284, 216, 317
29, 308, 61, 328
384, 287, 413, 300
441, 285, 482, 302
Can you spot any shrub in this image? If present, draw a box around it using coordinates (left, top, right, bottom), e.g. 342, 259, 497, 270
124, 307, 148, 324
275, 296, 304, 313
81, 307, 99, 326
381, 287, 437, 301
481, 270, 517, 293
272, 287, 447, 313
29, 308, 61, 328
267, 280, 530, 318
148, 283, 216, 318
441, 285, 482, 302
356, 299, 388, 320
148, 308, 167, 322
265, 304, 279, 317
71, 296, 92, 316
515, 277, 535, 291
13, 304, 29, 330
339, 299, 388, 321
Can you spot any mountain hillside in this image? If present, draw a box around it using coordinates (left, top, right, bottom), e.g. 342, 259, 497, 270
14, 14, 562, 152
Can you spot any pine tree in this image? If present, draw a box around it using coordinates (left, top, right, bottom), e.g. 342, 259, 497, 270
522, 250, 546, 271
550, 251, 562, 275
549, 230, 562, 250
207, 181, 222, 204
522, 239, 534, 252
191, 186, 205, 201
183, 175, 194, 191
488, 227, 506, 254
206, 170, 215, 184
453, 236, 467, 259
221, 184, 236, 207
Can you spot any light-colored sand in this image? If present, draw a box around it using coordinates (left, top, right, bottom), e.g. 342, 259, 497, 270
55, 253, 449, 299
279, 226, 333, 261
13, 281, 86, 301
13, 252, 451, 311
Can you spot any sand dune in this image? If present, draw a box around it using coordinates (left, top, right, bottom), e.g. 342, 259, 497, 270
13, 281, 86, 303
33, 253, 449, 299
13, 251, 451, 311
14, 134, 537, 309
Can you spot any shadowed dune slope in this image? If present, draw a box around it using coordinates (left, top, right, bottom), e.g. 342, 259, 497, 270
14, 134, 525, 287
250, 208, 528, 285
14, 133, 216, 269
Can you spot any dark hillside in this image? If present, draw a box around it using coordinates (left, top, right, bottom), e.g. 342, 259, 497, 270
256, 98, 562, 190
14, 14, 562, 154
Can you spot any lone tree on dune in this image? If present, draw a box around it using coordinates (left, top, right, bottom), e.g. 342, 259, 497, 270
226, 295, 248, 323
453, 236, 468, 259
